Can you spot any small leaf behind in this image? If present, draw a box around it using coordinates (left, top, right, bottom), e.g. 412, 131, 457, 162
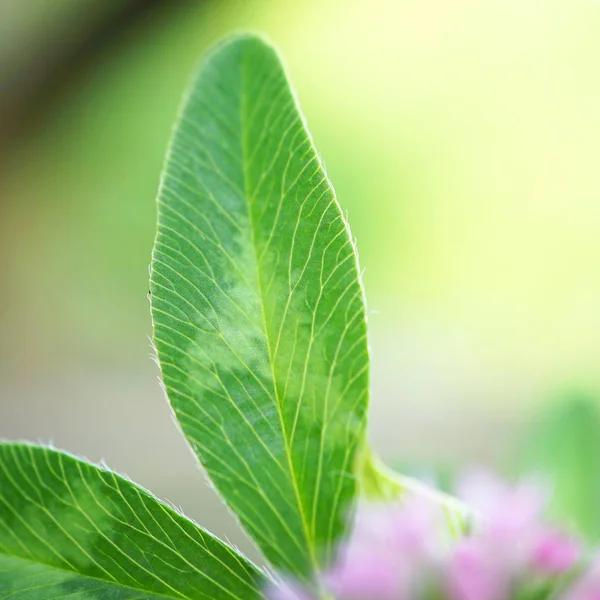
0, 443, 265, 599
150, 34, 369, 578
515, 393, 600, 542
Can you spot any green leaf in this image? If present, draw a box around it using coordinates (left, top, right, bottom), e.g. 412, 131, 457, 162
0, 443, 265, 599
515, 393, 600, 542
150, 34, 369, 578
356, 448, 470, 538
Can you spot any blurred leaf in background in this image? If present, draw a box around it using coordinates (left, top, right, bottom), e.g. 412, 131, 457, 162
516, 393, 600, 543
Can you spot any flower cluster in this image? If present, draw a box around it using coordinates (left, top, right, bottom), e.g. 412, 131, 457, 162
266, 472, 599, 600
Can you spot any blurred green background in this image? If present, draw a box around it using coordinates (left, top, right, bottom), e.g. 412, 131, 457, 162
1, 0, 600, 553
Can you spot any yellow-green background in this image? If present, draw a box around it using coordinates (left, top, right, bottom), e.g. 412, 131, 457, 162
1, 0, 599, 556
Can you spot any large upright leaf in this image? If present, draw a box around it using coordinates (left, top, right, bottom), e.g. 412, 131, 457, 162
0, 443, 265, 599
150, 34, 369, 578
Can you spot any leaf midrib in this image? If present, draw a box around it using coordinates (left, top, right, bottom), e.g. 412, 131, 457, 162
238, 41, 319, 578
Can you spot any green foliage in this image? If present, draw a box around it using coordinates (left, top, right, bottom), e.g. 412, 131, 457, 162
0, 33, 374, 597
516, 393, 600, 543
0, 33, 471, 598
150, 35, 369, 578
0, 443, 264, 599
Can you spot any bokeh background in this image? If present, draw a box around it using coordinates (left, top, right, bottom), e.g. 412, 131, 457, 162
2, 0, 600, 555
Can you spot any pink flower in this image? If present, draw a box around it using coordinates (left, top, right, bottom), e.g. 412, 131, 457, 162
322, 497, 441, 599
264, 471, 588, 600
323, 548, 404, 599
447, 537, 507, 600
531, 527, 580, 575
563, 558, 600, 600
457, 470, 546, 547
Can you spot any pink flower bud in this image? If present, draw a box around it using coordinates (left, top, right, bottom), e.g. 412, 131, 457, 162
531, 527, 580, 575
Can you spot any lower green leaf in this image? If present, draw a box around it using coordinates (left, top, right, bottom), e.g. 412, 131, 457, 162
0, 443, 265, 599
